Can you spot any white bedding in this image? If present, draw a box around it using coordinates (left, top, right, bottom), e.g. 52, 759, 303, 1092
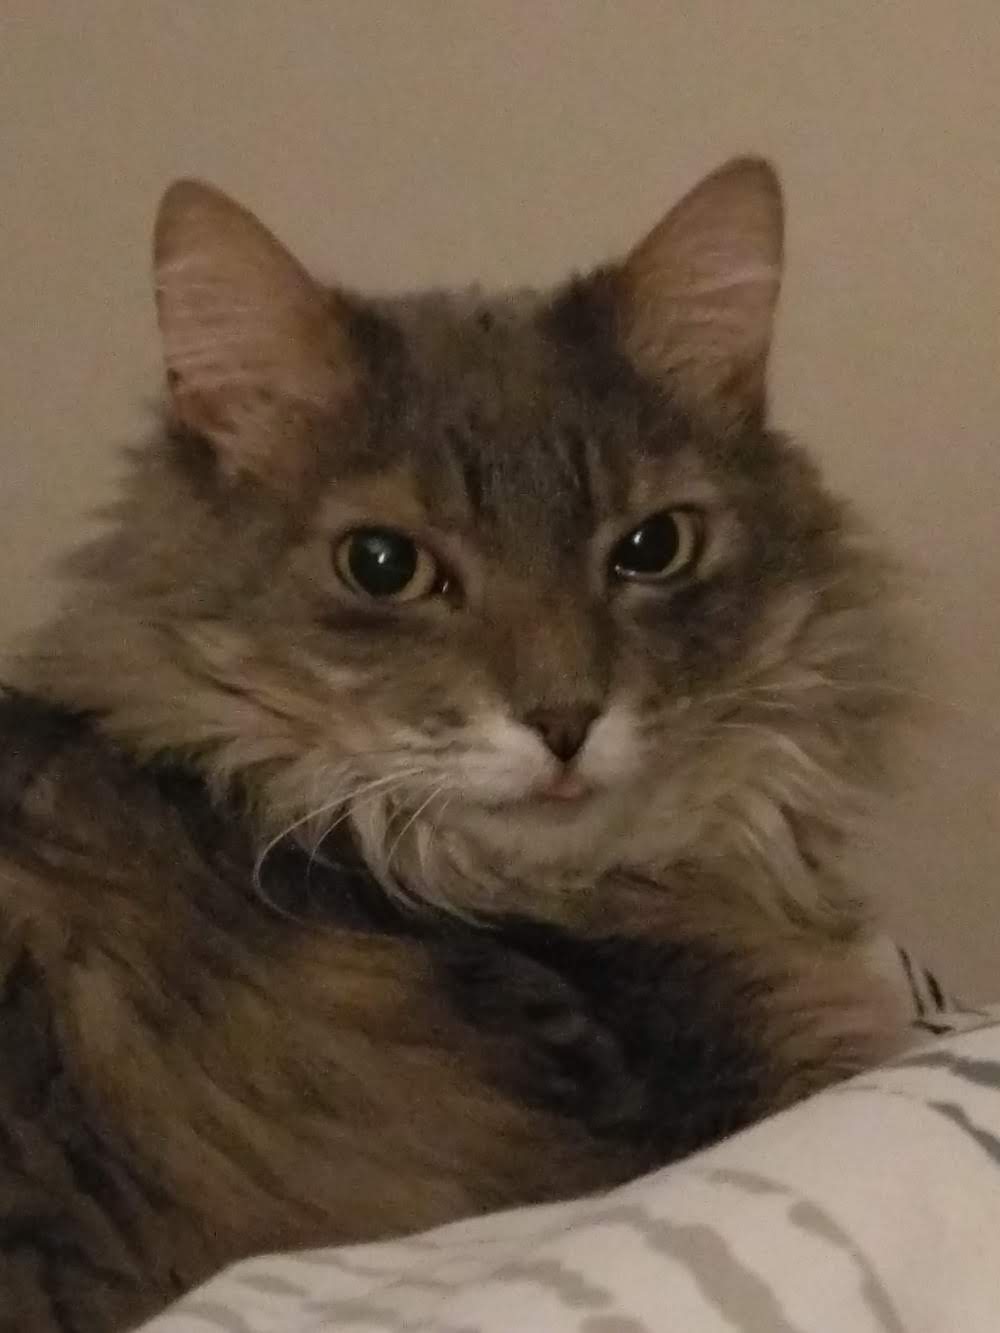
136, 953, 999, 1333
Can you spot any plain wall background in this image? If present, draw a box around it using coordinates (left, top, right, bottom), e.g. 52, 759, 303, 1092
2, 2, 998, 992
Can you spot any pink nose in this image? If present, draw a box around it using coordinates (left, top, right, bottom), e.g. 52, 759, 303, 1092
522, 705, 599, 763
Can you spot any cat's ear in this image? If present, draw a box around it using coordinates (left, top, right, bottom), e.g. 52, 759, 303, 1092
153, 179, 354, 482
616, 157, 783, 426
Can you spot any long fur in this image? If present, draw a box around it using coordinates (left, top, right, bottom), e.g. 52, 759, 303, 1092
1, 163, 914, 1331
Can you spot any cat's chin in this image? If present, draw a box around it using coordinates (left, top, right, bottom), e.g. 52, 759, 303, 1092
457, 781, 602, 822
447, 784, 636, 870
474, 786, 600, 819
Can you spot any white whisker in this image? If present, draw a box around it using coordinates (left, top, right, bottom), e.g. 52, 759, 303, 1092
384, 782, 451, 872
251, 767, 425, 917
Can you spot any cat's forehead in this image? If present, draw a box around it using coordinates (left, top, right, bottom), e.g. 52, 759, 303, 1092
335, 288, 714, 562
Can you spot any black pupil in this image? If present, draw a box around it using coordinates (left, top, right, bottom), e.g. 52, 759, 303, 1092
613, 513, 681, 576
348, 529, 418, 596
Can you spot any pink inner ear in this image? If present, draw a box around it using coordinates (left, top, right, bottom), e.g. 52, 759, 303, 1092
616, 159, 784, 420
153, 179, 357, 475
170, 382, 234, 438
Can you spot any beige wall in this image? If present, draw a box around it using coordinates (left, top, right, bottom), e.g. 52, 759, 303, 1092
3, 3, 998, 992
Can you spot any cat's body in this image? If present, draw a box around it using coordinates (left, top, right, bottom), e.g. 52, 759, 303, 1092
0, 691, 901, 1332
1, 159, 911, 1331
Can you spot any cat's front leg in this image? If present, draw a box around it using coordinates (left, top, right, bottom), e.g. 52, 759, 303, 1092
435, 937, 648, 1135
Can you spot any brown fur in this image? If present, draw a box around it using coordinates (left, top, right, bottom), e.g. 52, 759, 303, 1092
1, 159, 912, 1330
0, 695, 905, 1332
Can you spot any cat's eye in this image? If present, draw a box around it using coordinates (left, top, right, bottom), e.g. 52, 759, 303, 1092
334, 528, 442, 602
610, 509, 704, 583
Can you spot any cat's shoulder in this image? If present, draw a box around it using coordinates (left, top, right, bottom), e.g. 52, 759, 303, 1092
0, 687, 185, 863
0, 687, 253, 958
0, 688, 97, 818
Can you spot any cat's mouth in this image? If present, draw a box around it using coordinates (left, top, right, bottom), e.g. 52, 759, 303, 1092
476, 772, 602, 820
534, 771, 592, 803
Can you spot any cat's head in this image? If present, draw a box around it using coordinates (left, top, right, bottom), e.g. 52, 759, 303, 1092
33, 159, 903, 925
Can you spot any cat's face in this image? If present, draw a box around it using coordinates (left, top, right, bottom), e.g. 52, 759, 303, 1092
241, 287, 841, 878
51, 160, 896, 915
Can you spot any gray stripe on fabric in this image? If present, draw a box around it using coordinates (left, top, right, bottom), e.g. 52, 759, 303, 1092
841, 1083, 1000, 1169
579, 1317, 651, 1333
276, 1246, 416, 1269
495, 1258, 612, 1308
304, 1299, 480, 1333
168, 1301, 262, 1333
233, 1271, 309, 1297
705, 1170, 778, 1198
585, 1205, 804, 1333
788, 1203, 905, 1333
304, 1253, 618, 1327
299, 1296, 417, 1329
707, 1169, 905, 1333
295, 1248, 458, 1292
895, 1050, 1000, 1089
302, 1254, 614, 1321
928, 1100, 1000, 1165
355, 1272, 458, 1295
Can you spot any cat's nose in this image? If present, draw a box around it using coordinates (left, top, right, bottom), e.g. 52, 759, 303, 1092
522, 705, 600, 764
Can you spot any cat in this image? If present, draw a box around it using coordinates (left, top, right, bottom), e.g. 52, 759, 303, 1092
0, 157, 911, 1332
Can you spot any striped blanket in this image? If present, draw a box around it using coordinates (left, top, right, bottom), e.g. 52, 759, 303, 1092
136, 947, 998, 1333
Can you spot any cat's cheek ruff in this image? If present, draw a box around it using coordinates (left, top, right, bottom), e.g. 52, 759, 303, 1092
575, 703, 643, 788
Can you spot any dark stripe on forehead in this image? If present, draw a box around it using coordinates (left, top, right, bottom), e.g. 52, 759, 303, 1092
539, 272, 640, 516
389, 281, 643, 543
421, 397, 618, 550
557, 424, 594, 524
444, 422, 485, 517
429, 429, 600, 561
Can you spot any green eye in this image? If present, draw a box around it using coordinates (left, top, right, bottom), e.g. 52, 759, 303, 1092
610, 509, 704, 582
334, 528, 439, 602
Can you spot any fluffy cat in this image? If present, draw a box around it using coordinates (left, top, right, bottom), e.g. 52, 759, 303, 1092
1, 158, 909, 1332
